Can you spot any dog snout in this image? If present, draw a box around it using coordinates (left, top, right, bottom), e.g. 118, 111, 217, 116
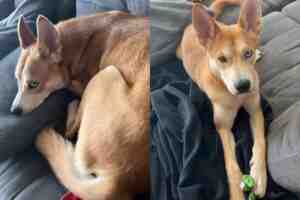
10, 105, 23, 115
235, 79, 250, 94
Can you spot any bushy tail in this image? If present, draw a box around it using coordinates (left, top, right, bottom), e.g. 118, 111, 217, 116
210, 0, 241, 18
188, 0, 241, 18
35, 128, 116, 200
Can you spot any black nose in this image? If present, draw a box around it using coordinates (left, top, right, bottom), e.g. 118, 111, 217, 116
10, 106, 23, 115
235, 79, 251, 94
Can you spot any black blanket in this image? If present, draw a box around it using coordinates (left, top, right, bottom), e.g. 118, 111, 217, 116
150, 60, 299, 200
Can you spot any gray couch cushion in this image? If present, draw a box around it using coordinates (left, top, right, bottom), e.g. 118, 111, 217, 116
268, 102, 300, 195
258, 27, 300, 116
257, 1, 300, 117
0, 148, 65, 200
0, 0, 14, 20
260, 11, 298, 46
217, 0, 295, 24
255, 0, 300, 197
76, 0, 148, 17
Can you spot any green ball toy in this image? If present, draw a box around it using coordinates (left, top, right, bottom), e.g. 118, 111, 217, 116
240, 175, 257, 200
248, 192, 256, 200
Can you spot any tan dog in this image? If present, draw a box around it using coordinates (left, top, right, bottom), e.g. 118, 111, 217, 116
13, 12, 149, 200
177, 0, 266, 199
11, 12, 147, 114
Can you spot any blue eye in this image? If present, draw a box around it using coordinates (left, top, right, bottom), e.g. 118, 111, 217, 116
27, 80, 40, 89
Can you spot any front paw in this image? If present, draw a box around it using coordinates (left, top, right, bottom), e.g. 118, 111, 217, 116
228, 165, 244, 200
35, 127, 57, 155
250, 157, 267, 198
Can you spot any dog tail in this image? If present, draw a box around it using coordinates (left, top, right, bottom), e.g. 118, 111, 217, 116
36, 128, 116, 200
209, 0, 241, 18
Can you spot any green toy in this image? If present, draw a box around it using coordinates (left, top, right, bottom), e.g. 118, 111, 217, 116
240, 175, 257, 200
248, 192, 256, 200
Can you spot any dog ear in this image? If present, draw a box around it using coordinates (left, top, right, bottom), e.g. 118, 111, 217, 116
36, 15, 61, 60
238, 0, 262, 35
17, 16, 36, 49
192, 3, 219, 47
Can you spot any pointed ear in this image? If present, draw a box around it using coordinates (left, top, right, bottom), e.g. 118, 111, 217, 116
17, 16, 36, 49
192, 3, 219, 47
238, 0, 262, 35
36, 15, 61, 58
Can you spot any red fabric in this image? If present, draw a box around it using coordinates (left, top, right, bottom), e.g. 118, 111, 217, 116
61, 192, 82, 200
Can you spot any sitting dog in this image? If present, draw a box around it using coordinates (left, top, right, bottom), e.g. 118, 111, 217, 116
177, 0, 266, 199
12, 12, 149, 200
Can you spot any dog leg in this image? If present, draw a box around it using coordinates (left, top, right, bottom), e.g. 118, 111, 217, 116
218, 128, 244, 200
213, 103, 244, 200
65, 100, 80, 139
245, 95, 267, 198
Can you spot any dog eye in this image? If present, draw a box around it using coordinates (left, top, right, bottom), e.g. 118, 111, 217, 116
243, 49, 253, 60
218, 56, 228, 63
27, 80, 40, 89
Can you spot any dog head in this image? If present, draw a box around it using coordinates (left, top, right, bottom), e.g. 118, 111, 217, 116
11, 15, 67, 115
192, 0, 261, 95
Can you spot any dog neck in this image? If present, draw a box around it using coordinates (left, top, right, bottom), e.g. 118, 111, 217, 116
57, 14, 114, 94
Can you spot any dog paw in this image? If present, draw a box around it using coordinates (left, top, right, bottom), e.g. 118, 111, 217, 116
36, 127, 67, 156
250, 157, 267, 198
229, 186, 244, 200
228, 166, 244, 200
65, 100, 80, 138
255, 49, 263, 62
230, 189, 244, 200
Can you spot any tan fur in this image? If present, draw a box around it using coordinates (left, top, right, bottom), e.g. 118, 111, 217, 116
177, 0, 266, 199
13, 11, 147, 113
14, 12, 149, 200
36, 65, 149, 200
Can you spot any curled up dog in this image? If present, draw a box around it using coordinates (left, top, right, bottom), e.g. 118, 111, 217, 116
12, 12, 149, 200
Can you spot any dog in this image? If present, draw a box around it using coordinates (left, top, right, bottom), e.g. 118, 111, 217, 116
11, 12, 147, 114
13, 12, 149, 200
177, 0, 266, 199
